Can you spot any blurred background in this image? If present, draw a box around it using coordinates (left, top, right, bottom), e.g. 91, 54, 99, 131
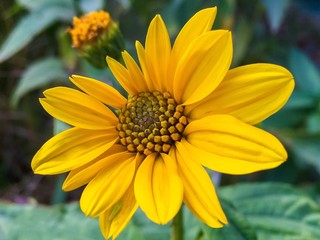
0, 0, 320, 239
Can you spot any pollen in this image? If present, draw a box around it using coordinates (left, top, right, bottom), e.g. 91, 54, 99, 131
68, 10, 112, 48
117, 91, 188, 155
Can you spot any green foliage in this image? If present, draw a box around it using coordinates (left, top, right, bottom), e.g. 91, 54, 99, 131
285, 135, 320, 174
0, 203, 103, 240
10, 57, 67, 107
260, 0, 291, 33
17, 0, 73, 11
201, 200, 257, 240
218, 183, 320, 240
2, 183, 320, 240
0, 0, 74, 62
119, 210, 170, 240
289, 48, 320, 97
79, 0, 105, 13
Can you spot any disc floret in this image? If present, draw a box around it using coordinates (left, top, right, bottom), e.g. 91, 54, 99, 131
117, 91, 188, 155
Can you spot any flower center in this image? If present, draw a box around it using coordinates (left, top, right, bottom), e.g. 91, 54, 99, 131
117, 91, 188, 155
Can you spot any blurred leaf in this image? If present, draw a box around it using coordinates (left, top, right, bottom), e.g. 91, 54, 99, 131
262, 108, 308, 128
284, 90, 316, 110
260, 0, 291, 33
0, 203, 103, 240
51, 175, 68, 205
183, 206, 202, 239
306, 112, 320, 134
202, 200, 257, 240
118, 209, 170, 240
295, 0, 320, 15
10, 57, 66, 107
289, 48, 320, 97
79, 0, 105, 13
53, 119, 71, 135
285, 136, 320, 173
117, 221, 145, 240
118, 0, 131, 11
57, 28, 77, 69
232, 17, 252, 66
213, 0, 236, 29
220, 183, 320, 239
17, 0, 73, 11
0, 6, 74, 63
262, 90, 316, 128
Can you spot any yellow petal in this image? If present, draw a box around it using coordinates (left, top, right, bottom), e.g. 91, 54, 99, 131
184, 115, 287, 174
186, 64, 295, 125
169, 7, 217, 80
32, 127, 118, 174
135, 41, 154, 90
80, 153, 138, 217
70, 75, 126, 109
122, 51, 149, 92
144, 15, 171, 92
106, 56, 137, 96
99, 183, 138, 240
173, 30, 232, 105
40, 87, 117, 130
62, 144, 128, 191
173, 143, 227, 227
134, 153, 183, 224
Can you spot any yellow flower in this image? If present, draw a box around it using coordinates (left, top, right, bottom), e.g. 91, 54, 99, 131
68, 10, 124, 68
32, 7, 294, 239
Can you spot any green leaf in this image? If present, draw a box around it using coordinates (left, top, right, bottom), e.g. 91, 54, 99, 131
260, 0, 291, 33
79, 0, 105, 13
289, 48, 320, 97
10, 57, 66, 107
202, 200, 257, 240
220, 183, 320, 239
0, 6, 74, 63
182, 206, 202, 240
262, 108, 308, 129
214, 0, 236, 29
232, 17, 252, 66
283, 90, 316, 110
306, 112, 320, 134
285, 136, 320, 174
53, 119, 71, 135
0, 203, 103, 240
119, 209, 170, 240
17, 0, 73, 11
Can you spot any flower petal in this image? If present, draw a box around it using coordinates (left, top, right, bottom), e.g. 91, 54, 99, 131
173, 30, 232, 105
106, 56, 137, 96
40, 87, 117, 129
169, 7, 217, 80
144, 15, 171, 92
99, 183, 138, 240
173, 143, 227, 227
70, 75, 126, 109
62, 144, 127, 191
80, 152, 139, 217
134, 153, 183, 224
184, 115, 287, 174
135, 41, 154, 90
186, 64, 295, 125
32, 127, 118, 174
122, 51, 149, 92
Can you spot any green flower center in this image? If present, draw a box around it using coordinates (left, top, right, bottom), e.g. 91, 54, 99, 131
117, 91, 188, 155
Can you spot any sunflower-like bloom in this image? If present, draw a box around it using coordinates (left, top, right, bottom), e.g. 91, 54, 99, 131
32, 7, 294, 239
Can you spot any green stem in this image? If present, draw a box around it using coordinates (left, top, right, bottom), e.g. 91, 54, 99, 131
171, 207, 184, 240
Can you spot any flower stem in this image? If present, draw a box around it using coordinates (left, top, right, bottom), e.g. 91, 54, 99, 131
171, 207, 184, 240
